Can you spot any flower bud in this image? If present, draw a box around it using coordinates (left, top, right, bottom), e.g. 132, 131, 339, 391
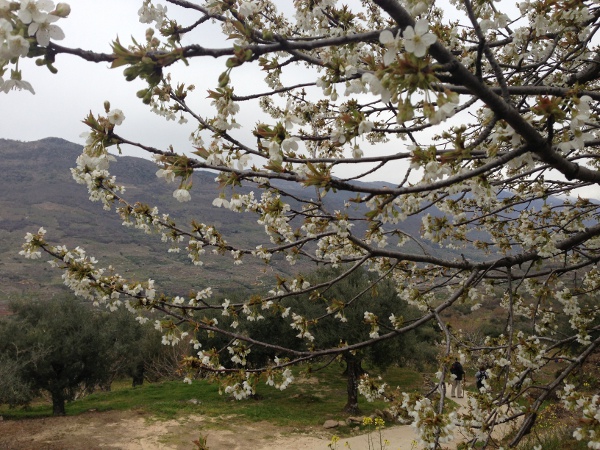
104, 101, 111, 113
218, 71, 230, 87
53, 3, 71, 18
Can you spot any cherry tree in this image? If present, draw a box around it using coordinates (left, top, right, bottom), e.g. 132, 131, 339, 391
5, 0, 600, 447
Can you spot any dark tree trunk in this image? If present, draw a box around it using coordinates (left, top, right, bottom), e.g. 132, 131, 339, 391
131, 361, 145, 387
343, 353, 365, 414
51, 391, 66, 416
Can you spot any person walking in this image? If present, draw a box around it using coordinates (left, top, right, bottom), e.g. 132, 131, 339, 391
450, 358, 465, 398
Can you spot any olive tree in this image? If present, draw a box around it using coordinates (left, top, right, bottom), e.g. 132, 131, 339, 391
5, 0, 600, 447
0, 356, 36, 407
239, 266, 437, 413
305, 268, 437, 414
0, 298, 164, 414
0, 297, 113, 415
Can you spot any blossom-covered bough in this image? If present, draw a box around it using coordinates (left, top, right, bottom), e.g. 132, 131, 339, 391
5, 0, 600, 447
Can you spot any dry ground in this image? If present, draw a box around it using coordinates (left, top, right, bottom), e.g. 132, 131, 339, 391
0, 396, 480, 450
0, 410, 322, 450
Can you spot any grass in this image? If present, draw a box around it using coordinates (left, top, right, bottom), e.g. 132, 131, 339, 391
514, 428, 589, 450
0, 364, 423, 430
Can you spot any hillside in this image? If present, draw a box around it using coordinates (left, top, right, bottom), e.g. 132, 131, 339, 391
0, 138, 444, 310
0, 138, 295, 306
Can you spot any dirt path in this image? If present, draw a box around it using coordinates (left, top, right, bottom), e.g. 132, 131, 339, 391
0, 396, 483, 450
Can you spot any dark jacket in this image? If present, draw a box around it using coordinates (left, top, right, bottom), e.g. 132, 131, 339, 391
450, 361, 464, 380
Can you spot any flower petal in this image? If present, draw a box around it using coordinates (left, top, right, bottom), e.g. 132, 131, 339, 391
402, 26, 415, 39
422, 33, 437, 47
47, 24, 65, 41
414, 19, 430, 36
383, 49, 396, 66
413, 43, 427, 58
379, 29, 394, 45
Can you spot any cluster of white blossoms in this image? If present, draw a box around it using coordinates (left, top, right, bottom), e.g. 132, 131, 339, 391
290, 312, 314, 342
558, 95, 595, 152
515, 211, 561, 258
561, 385, 600, 449
288, 277, 310, 293
71, 110, 130, 209
20, 0, 68, 46
19, 229, 160, 319
555, 287, 594, 345
401, 393, 456, 449
223, 373, 256, 400
227, 339, 251, 366
357, 374, 388, 402
0, 0, 69, 93
209, 88, 241, 132
18, 226, 46, 259
363, 311, 380, 338
294, 0, 339, 35
137, 0, 167, 29
478, 11, 510, 34
265, 359, 294, 391
72, 151, 121, 207
0, 16, 28, 61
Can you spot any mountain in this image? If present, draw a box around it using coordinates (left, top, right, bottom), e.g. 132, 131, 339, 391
1, 138, 277, 307
0, 137, 432, 311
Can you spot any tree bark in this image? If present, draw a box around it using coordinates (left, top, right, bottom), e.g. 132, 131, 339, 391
51, 391, 66, 416
343, 353, 364, 414
131, 361, 145, 387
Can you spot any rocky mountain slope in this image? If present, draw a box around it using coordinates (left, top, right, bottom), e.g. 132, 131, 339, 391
0, 138, 427, 309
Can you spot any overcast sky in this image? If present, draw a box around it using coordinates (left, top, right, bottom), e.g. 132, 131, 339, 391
2, 1, 239, 156
3, 0, 408, 182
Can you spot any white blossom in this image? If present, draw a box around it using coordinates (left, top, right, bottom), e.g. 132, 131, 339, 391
173, 188, 191, 202
18, 0, 54, 24
402, 20, 437, 57
379, 29, 399, 66
239, 1, 258, 18
107, 109, 125, 126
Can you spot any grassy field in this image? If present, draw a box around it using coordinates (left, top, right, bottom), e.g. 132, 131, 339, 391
0, 363, 423, 430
